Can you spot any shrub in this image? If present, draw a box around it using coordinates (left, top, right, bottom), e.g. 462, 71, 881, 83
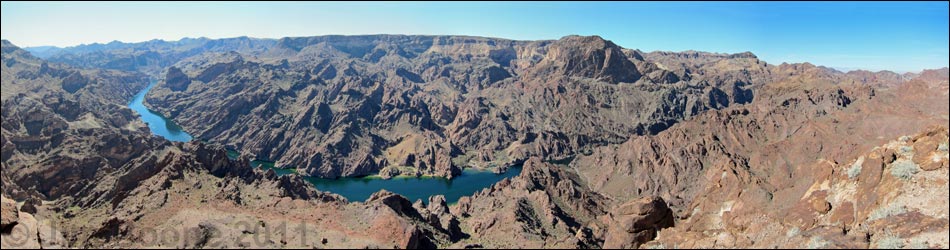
807, 237, 830, 249
899, 146, 914, 156
869, 203, 907, 221
786, 227, 801, 238
939, 143, 948, 153
848, 157, 864, 180
647, 244, 668, 249
876, 236, 904, 249
898, 136, 912, 142
908, 239, 929, 249
890, 159, 919, 181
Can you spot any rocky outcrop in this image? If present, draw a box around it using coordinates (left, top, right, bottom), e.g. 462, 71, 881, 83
165, 67, 190, 91
450, 158, 609, 248
0, 196, 17, 230
603, 197, 674, 249
414, 195, 464, 241
0, 195, 67, 249
534, 35, 641, 83
61, 71, 88, 93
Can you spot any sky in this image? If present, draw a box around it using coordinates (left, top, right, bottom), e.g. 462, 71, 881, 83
1, 1, 947, 73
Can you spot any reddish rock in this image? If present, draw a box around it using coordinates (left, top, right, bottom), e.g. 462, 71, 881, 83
812, 198, 832, 215
829, 202, 855, 229
603, 197, 675, 249
0, 196, 17, 229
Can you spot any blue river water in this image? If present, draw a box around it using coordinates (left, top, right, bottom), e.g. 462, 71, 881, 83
128, 81, 193, 142
131, 82, 522, 204
305, 166, 522, 204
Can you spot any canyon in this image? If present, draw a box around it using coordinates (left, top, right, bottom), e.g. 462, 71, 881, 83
1, 35, 948, 249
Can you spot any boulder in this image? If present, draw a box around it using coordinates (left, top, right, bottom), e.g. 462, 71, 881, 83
366, 190, 421, 219
603, 197, 675, 249
61, 71, 88, 93
1, 196, 17, 229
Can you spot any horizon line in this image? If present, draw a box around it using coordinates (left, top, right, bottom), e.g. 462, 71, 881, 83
5, 34, 947, 75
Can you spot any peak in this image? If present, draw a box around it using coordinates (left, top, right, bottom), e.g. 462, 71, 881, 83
557, 35, 612, 46
560, 35, 606, 41
553, 35, 626, 53
542, 35, 641, 83
1, 40, 24, 54
729, 51, 757, 59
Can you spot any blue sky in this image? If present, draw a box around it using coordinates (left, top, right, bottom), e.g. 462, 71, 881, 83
1, 1, 947, 73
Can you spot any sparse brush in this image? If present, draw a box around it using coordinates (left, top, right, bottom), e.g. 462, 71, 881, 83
848, 157, 864, 180
647, 244, 668, 249
869, 203, 907, 221
899, 146, 914, 156
908, 239, 929, 249
807, 236, 830, 249
890, 159, 919, 181
787, 227, 801, 238
876, 235, 904, 249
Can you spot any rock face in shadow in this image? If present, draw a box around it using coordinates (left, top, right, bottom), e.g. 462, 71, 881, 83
603, 197, 674, 249
165, 66, 191, 91
61, 71, 89, 93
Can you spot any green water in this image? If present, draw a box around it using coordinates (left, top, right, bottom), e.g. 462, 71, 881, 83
305, 166, 522, 203
224, 149, 522, 203
251, 160, 298, 176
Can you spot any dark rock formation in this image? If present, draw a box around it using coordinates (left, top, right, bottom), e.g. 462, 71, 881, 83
165, 67, 190, 91
603, 197, 674, 249
61, 71, 88, 93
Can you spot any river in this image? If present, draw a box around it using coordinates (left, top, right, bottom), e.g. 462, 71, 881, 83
128, 81, 193, 142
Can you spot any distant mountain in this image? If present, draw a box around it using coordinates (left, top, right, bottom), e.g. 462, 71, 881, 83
21, 45, 63, 58
25, 36, 277, 75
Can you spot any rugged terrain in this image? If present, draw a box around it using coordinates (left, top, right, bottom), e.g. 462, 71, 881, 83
3, 35, 949, 249
142, 35, 757, 179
